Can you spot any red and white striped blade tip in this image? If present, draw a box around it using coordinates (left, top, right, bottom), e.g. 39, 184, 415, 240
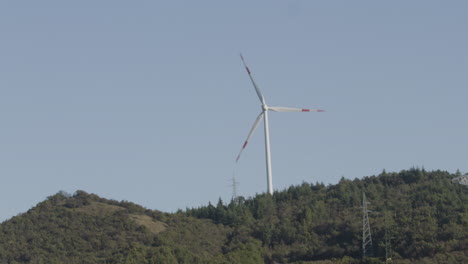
242, 141, 248, 149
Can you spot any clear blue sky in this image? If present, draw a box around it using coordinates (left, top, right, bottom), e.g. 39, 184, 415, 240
1, 1, 467, 222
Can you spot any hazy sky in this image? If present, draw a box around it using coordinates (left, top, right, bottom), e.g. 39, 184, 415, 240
1, 1, 467, 222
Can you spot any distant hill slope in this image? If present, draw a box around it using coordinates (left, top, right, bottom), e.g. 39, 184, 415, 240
0, 191, 231, 263
0, 168, 466, 264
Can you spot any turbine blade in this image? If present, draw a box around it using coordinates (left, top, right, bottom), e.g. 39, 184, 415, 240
236, 112, 264, 162
240, 54, 265, 104
268, 106, 325, 112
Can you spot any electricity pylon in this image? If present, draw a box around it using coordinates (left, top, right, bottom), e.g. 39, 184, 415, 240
362, 192, 373, 258
230, 176, 239, 202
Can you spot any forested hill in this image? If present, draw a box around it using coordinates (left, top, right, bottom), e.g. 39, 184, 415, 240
0, 169, 466, 263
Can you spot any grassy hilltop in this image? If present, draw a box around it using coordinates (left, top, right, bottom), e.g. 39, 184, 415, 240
0, 168, 466, 263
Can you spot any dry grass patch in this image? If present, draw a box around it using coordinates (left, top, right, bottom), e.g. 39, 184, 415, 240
74, 202, 125, 216
129, 214, 167, 234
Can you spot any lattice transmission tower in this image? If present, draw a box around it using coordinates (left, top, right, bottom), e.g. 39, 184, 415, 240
362, 192, 373, 258
230, 176, 240, 202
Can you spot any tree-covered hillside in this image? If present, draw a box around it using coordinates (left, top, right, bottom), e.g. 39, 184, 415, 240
186, 168, 467, 263
0, 169, 466, 263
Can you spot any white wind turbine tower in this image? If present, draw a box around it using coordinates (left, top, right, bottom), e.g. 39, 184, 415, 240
236, 54, 324, 195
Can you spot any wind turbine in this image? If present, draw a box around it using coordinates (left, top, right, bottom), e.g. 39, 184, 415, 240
236, 54, 324, 195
